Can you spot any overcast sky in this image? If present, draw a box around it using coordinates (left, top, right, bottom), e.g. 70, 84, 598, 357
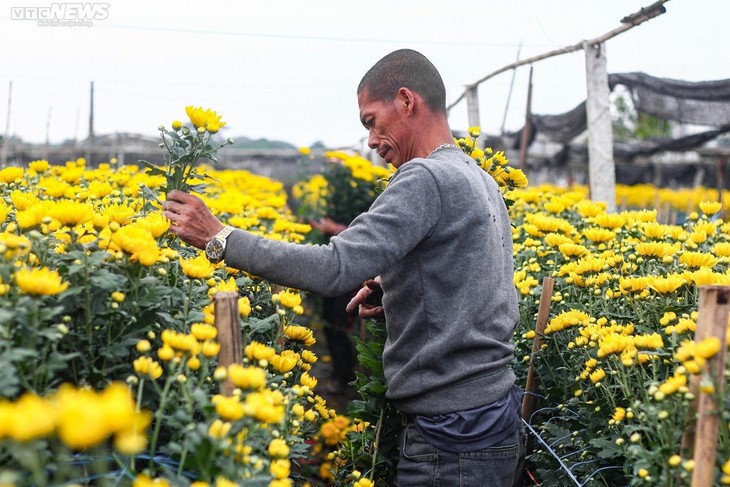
1, 0, 728, 151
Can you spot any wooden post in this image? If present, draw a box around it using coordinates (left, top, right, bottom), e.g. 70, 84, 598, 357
87, 81, 94, 165
518, 66, 534, 172
717, 156, 726, 208
684, 286, 730, 487
213, 292, 242, 396
44, 106, 52, 162
521, 277, 554, 422
499, 44, 522, 137
465, 85, 483, 147
1, 81, 12, 167
584, 41, 616, 213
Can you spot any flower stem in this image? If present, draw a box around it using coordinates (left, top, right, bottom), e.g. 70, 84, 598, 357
369, 405, 385, 480
148, 360, 184, 471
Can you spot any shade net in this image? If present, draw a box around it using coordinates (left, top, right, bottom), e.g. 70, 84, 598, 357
518, 72, 730, 159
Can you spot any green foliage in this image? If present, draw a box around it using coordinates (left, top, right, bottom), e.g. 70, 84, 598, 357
613, 92, 673, 141
0, 234, 185, 397
141, 122, 232, 197
332, 319, 401, 486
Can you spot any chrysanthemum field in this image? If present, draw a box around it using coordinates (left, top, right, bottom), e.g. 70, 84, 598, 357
2, 116, 730, 486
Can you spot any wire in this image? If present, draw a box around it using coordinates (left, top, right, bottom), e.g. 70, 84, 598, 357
0, 16, 554, 49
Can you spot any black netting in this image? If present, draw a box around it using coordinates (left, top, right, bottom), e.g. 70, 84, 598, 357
530, 102, 587, 145
613, 124, 730, 158
609, 72, 730, 127
517, 72, 730, 159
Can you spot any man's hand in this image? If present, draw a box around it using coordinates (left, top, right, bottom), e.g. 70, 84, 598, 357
162, 190, 224, 249
310, 217, 348, 236
346, 278, 384, 319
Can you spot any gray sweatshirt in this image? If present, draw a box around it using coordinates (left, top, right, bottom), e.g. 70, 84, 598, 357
225, 146, 519, 415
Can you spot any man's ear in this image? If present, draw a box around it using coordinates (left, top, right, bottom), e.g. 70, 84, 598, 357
396, 87, 417, 114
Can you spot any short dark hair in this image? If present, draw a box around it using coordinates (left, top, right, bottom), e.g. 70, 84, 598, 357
357, 49, 446, 114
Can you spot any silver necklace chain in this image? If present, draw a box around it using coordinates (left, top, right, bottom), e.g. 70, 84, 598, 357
426, 143, 460, 159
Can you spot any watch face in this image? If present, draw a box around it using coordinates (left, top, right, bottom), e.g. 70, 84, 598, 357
206, 238, 225, 262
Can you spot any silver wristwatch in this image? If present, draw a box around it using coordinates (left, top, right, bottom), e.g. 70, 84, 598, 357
204, 226, 234, 263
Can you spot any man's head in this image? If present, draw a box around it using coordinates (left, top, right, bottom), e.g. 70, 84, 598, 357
357, 49, 450, 167
357, 49, 446, 114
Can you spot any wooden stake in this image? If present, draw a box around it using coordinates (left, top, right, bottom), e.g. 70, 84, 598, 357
518, 66, 534, 172
1, 81, 12, 167
213, 291, 242, 396
521, 277, 554, 422
686, 286, 730, 487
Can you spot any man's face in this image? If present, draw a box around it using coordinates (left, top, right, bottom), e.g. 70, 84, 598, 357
358, 88, 411, 168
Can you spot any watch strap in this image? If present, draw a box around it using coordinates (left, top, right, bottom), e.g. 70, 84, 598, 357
213, 225, 234, 243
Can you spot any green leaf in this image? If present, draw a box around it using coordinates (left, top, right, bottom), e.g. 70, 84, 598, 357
89, 269, 127, 292
247, 314, 280, 334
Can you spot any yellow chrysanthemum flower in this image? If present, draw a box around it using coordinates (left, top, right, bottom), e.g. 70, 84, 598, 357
0, 166, 24, 183
212, 394, 245, 421
559, 243, 589, 258
635, 242, 678, 259
133, 356, 163, 380
699, 200, 722, 216
180, 253, 216, 279
191, 323, 218, 341
202, 340, 221, 357
680, 251, 718, 269
244, 389, 285, 424
208, 419, 232, 440
268, 438, 290, 458
28, 159, 50, 173
582, 227, 615, 243
647, 274, 686, 294
227, 364, 267, 390
271, 353, 298, 374
14, 266, 69, 295
185, 105, 227, 133
275, 289, 302, 309
245, 341, 276, 362
270, 458, 291, 480
283, 325, 316, 346
593, 213, 625, 230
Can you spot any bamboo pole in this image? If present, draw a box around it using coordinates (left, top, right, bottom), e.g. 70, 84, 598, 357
684, 286, 730, 487
446, 0, 670, 113
213, 291, 242, 396
518, 66, 534, 172
521, 277, 555, 422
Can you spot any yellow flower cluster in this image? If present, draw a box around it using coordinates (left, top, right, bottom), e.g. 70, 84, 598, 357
318, 415, 353, 446
14, 266, 69, 295
0, 383, 150, 453
510, 186, 730, 482
455, 127, 528, 191
674, 337, 721, 374
283, 324, 316, 346
184, 105, 226, 133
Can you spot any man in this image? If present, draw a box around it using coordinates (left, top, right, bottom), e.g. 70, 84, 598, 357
163, 48, 524, 486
